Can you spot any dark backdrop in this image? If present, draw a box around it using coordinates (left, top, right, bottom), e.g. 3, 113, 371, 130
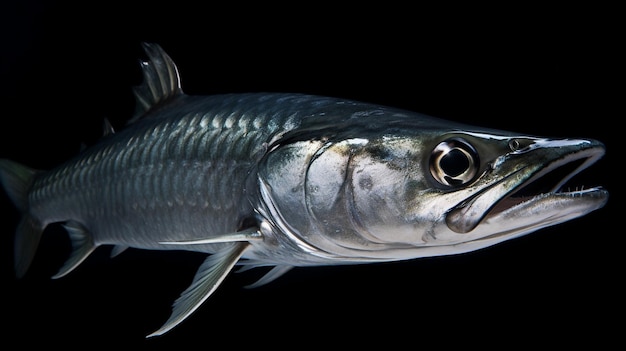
0, 2, 619, 349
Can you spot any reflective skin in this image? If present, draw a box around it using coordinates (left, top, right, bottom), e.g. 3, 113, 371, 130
254, 130, 607, 264
0, 43, 608, 337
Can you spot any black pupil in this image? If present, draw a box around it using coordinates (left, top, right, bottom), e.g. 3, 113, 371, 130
440, 149, 469, 177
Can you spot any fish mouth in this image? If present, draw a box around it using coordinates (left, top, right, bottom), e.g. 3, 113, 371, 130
445, 138, 608, 234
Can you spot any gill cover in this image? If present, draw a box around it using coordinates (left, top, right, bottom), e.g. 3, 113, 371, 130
258, 138, 366, 252
257, 135, 435, 258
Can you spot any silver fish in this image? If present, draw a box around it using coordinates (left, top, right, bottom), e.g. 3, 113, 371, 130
0, 43, 608, 337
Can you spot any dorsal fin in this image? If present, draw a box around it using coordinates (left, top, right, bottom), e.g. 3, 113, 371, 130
129, 42, 183, 123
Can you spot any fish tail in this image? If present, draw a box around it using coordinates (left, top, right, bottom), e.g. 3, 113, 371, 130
14, 216, 43, 278
0, 159, 44, 278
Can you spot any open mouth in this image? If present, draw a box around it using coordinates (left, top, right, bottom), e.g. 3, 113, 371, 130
488, 157, 594, 215
446, 139, 608, 234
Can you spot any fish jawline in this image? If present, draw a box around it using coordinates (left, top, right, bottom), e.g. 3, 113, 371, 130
486, 186, 608, 221
470, 186, 608, 244
446, 142, 606, 234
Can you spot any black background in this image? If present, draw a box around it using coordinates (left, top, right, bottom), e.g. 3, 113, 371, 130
1, 2, 620, 349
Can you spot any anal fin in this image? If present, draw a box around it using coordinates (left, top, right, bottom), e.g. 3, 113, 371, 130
146, 241, 249, 338
52, 220, 96, 279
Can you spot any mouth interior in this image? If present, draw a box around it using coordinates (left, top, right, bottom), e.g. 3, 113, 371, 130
488, 157, 592, 216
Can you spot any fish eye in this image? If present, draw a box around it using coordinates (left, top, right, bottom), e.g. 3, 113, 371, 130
430, 138, 479, 187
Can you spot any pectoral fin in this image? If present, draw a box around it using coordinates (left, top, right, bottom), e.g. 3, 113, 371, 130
146, 241, 249, 338
158, 227, 262, 245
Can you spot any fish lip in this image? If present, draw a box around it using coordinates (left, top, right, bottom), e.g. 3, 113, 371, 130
445, 139, 607, 234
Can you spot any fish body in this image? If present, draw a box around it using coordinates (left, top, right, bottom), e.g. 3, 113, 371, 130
0, 43, 608, 337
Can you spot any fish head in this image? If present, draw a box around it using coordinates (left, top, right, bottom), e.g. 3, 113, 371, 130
256, 115, 608, 262
400, 131, 608, 255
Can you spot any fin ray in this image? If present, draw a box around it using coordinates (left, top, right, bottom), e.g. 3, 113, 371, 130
130, 42, 183, 122
146, 242, 249, 338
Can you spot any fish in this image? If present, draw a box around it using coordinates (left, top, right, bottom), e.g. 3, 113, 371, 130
0, 42, 609, 337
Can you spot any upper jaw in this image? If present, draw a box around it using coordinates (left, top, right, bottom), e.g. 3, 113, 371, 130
445, 137, 607, 234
